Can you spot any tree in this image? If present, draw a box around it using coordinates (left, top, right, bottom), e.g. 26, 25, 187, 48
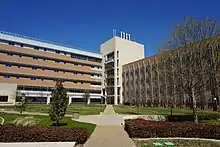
16, 93, 28, 114
159, 16, 220, 122
83, 90, 90, 105
49, 81, 68, 126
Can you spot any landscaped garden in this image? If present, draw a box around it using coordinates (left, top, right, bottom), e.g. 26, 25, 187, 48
124, 118, 220, 146
0, 113, 96, 144
0, 82, 99, 145
0, 104, 106, 115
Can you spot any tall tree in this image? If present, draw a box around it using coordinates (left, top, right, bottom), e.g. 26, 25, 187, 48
159, 16, 220, 121
49, 81, 68, 125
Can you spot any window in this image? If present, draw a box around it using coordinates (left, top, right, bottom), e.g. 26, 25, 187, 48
16, 76, 19, 79
5, 64, 11, 67
0, 96, 8, 102
117, 78, 119, 85
9, 42, 15, 46
64, 62, 66, 64
4, 75, 10, 78
44, 48, 47, 51
117, 60, 119, 67
31, 77, 36, 80
7, 53, 13, 56
19, 55, 22, 57
81, 82, 83, 84
117, 51, 119, 58
41, 78, 44, 81
18, 65, 21, 68
117, 69, 119, 76
42, 68, 45, 71
34, 47, 39, 50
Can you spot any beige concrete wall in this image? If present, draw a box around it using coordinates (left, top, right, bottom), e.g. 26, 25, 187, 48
0, 83, 17, 105
115, 37, 144, 104
100, 36, 144, 104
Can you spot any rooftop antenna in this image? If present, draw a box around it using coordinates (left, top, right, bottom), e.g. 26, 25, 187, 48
128, 34, 131, 40
123, 32, 125, 39
113, 29, 116, 37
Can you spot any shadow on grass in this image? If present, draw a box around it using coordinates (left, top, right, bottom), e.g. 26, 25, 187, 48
125, 112, 139, 115
51, 122, 68, 127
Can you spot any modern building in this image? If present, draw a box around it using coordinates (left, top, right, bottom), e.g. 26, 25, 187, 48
122, 35, 220, 108
0, 32, 102, 105
101, 31, 144, 105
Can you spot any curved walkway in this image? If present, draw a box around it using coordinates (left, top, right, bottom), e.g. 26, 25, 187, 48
83, 105, 136, 147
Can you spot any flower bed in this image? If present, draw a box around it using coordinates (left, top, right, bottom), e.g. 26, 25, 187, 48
124, 119, 220, 139
0, 124, 88, 144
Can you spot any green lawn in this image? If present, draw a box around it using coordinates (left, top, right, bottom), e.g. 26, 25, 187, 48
0, 113, 96, 135
0, 104, 106, 115
134, 139, 220, 147
114, 105, 220, 116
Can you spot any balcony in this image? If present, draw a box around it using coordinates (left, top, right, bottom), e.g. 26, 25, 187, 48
105, 58, 114, 64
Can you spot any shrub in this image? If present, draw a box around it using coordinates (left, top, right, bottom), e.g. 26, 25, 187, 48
0, 124, 88, 144
167, 114, 220, 122
124, 119, 220, 139
13, 116, 40, 126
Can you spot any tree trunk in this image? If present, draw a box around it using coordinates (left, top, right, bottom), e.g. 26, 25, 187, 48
192, 87, 197, 123
56, 120, 59, 126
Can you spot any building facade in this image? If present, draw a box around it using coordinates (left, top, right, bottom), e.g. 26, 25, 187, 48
0, 32, 102, 105
122, 36, 220, 108
101, 32, 144, 105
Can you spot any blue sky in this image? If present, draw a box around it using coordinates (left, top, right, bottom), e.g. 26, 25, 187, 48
0, 0, 219, 57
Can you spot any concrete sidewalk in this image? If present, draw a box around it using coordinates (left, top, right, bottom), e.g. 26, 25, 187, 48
84, 126, 136, 147
84, 105, 136, 147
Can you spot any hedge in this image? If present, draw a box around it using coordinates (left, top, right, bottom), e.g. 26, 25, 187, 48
125, 119, 220, 139
167, 114, 220, 122
0, 124, 88, 144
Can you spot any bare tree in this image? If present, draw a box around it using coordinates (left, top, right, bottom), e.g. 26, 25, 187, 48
159, 16, 220, 121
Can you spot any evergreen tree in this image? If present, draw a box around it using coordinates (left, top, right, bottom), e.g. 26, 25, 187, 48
49, 81, 68, 125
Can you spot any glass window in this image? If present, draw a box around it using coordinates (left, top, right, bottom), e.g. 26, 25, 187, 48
7, 53, 13, 56
0, 96, 8, 102
31, 77, 36, 80
5, 64, 11, 67
4, 75, 10, 78
117, 51, 119, 58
